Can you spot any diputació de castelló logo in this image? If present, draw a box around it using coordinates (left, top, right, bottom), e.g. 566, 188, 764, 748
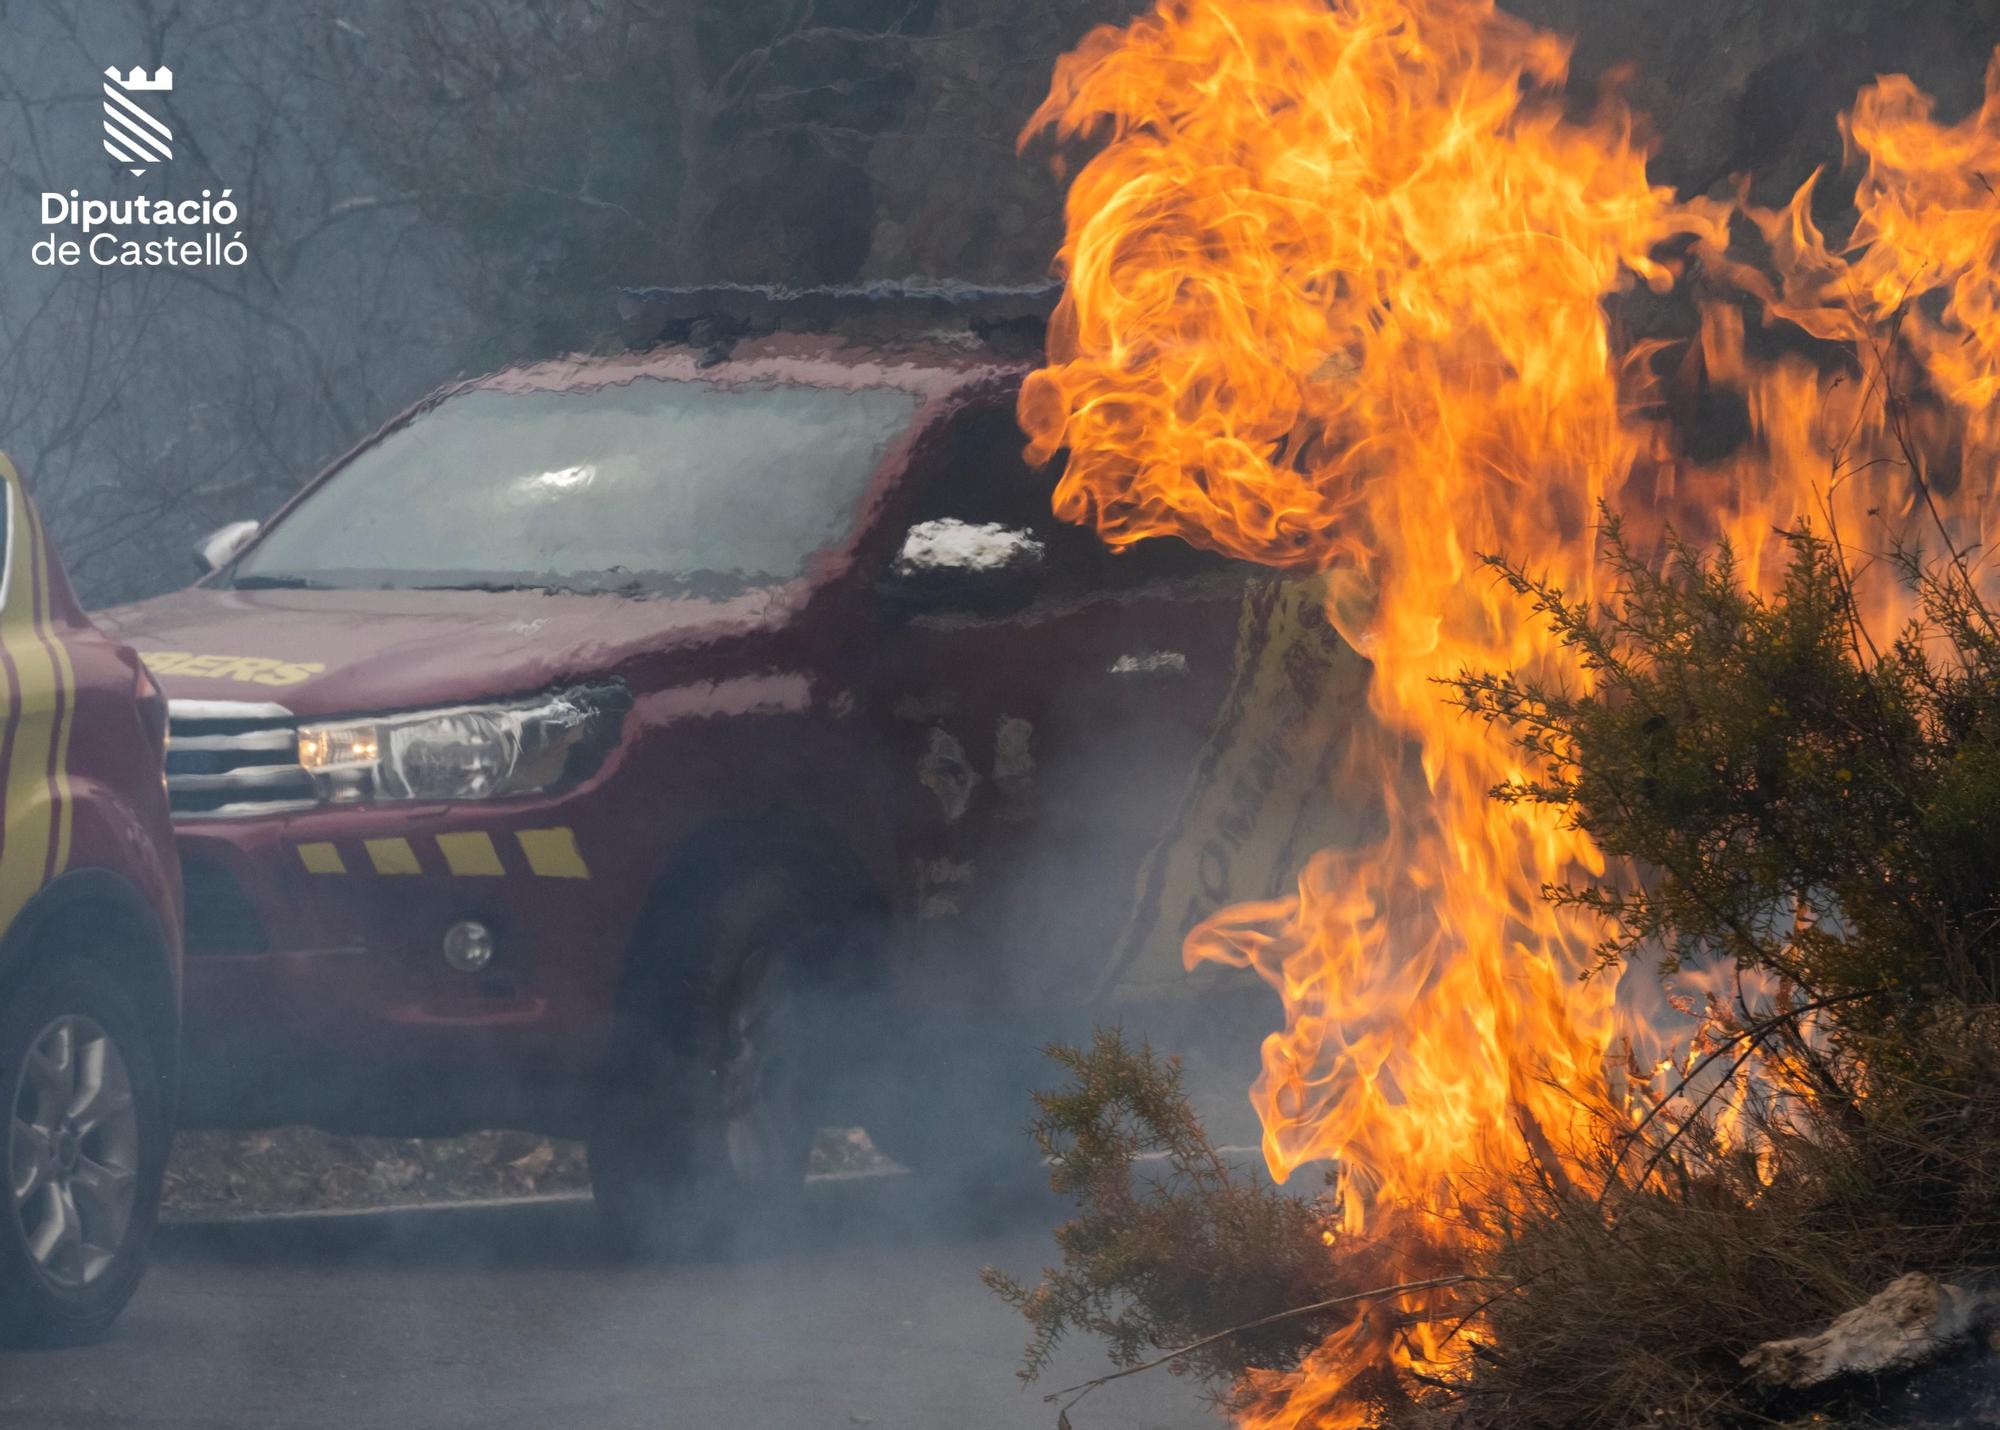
31, 62, 248, 269
102, 66, 173, 177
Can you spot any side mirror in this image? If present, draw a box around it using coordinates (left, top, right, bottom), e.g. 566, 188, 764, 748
193, 519, 261, 576
885, 519, 1046, 611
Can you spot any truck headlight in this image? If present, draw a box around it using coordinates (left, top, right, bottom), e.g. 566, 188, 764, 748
297, 683, 630, 803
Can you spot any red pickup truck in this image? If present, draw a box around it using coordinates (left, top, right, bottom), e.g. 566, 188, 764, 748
100, 288, 1358, 1249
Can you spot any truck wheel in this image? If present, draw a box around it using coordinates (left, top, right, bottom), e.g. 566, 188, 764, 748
588, 868, 846, 1259
0, 958, 167, 1345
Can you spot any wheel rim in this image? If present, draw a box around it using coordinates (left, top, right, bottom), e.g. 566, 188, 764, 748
714, 947, 807, 1191
8, 1014, 140, 1289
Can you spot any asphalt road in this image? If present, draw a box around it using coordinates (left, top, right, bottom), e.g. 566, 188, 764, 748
0, 1182, 1212, 1430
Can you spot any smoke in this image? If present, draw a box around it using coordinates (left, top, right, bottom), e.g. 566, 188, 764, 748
10, 2, 2000, 1427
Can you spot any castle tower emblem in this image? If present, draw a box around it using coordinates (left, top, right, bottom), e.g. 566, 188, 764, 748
102, 66, 173, 176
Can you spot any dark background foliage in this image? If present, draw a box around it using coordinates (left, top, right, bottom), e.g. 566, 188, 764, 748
4, 0, 2000, 604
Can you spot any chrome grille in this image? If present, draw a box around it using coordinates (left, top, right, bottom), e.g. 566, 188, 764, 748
167, 699, 317, 819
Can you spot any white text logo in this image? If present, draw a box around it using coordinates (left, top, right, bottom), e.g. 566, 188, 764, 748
31, 62, 248, 269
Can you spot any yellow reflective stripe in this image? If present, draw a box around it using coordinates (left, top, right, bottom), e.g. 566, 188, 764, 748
22, 497, 75, 880
364, 837, 422, 875
436, 831, 505, 877
516, 827, 589, 879
44, 646, 74, 879
298, 842, 345, 875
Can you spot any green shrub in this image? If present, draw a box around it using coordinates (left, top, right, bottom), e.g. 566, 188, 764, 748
1448, 512, 2000, 1025
982, 1031, 1356, 1401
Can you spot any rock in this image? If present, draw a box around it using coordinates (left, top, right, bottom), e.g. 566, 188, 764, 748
1743, 1273, 1993, 1389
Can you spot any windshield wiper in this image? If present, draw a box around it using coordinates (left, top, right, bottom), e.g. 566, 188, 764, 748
411, 580, 567, 594
229, 574, 340, 590
412, 574, 660, 596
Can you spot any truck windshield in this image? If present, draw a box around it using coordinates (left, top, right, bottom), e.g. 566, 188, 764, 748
227, 378, 920, 596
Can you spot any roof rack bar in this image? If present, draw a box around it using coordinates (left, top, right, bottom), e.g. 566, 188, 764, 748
616, 279, 1062, 361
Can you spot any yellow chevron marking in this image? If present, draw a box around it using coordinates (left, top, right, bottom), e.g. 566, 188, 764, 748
298, 842, 346, 875
364, 837, 422, 876
516, 827, 589, 879
437, 831, 505, 877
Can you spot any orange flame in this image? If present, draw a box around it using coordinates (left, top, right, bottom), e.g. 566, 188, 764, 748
1022, 1, 2000, 1422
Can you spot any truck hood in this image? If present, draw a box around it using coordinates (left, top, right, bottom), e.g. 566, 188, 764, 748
96, 584, 796, 719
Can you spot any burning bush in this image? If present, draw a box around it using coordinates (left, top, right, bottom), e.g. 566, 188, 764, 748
1000, 516, 2000, 1428
1006, 0, 2000, 1421
1453, 514, 2000, 1031
1432, 512, 2000, 1426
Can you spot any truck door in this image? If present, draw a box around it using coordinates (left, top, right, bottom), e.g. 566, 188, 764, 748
851, 398, 1374, 1165
861, 402, 1252, 1009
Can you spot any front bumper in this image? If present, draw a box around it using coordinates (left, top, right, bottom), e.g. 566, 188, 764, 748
175, 803, 641, 1126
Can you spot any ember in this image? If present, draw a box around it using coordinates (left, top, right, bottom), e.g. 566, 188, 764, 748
1021, 0, 2000, 1421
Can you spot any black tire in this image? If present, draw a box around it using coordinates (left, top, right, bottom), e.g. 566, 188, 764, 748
0, 958, 168, 1346
587, 867, 858, 1259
